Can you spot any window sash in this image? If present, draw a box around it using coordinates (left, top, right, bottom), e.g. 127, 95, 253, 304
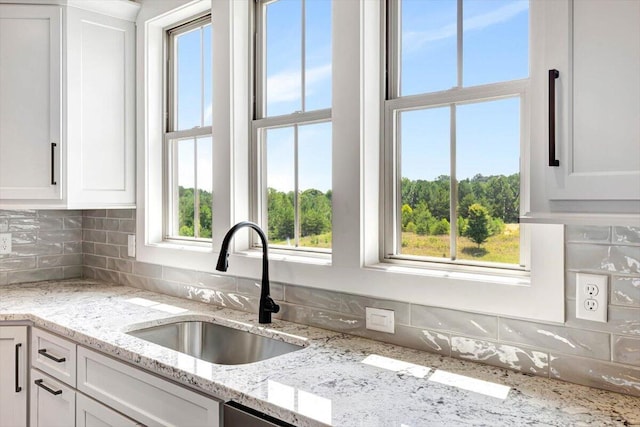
383, 84, 529, 271
252, 110, 332, 253
384, 0, 530, 270
164, 14, 212, 243
166, 14, 211, 132
163, 127, 212, 242
253, 0, 332, 253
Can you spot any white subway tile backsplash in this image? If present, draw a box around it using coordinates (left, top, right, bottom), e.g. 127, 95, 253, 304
611, 275, 640, 307
614, 226, 640, 245
411, 305, 498, 339
499, 318, 611, 360
612, 335, 640, 367
566, 225, 611, 243
550, 354, 640, 397
451, 336, 549, 376
0, 209, 610, 398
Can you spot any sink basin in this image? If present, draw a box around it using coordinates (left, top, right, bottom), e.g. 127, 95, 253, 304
127, 321, 304, 365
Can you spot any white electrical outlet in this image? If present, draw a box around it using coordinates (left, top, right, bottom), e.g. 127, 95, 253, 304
0, 233, 11, 254
365, 307, 395, 333
576, 273, 608, 322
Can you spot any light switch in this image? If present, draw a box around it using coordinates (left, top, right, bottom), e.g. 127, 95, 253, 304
365, 307, 395, 333
127, 234, 136, 257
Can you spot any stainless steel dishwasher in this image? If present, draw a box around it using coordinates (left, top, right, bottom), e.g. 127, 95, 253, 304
223, 401, 296, 427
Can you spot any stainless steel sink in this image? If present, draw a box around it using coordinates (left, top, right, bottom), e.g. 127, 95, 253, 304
127, 321, 304, 365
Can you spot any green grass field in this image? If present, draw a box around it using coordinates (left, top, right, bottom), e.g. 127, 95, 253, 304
271, 224, 520, 265
401, 224, 520, 264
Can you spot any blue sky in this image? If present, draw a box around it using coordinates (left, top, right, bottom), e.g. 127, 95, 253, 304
177, 0, 528, 193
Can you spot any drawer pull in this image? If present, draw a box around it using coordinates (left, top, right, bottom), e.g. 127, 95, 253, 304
38, 348, 66, 363
34, 379, 62, 396
15, 343, 22, 393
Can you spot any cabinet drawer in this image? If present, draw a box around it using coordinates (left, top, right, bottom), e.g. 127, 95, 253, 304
32, 329, 77, 387
30, 368, 76, 427
77, 347, 220, 427
76, 394, 140, 427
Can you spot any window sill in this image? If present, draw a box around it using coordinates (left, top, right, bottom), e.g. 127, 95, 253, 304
148, 240, 212, 253
365, 262, 530, 287
236, 248, 331, 267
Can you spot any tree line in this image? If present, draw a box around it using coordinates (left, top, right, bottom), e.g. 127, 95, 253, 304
177, 186, 212, 238
401, 173, 519, 246
176, 172, 518, 247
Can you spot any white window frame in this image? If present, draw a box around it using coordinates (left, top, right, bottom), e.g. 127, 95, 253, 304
136, 0, 251, 271
251, 0, 332, 255
137, 0, 564, 323
383, 0, 530, 272
165, 14, 213, 242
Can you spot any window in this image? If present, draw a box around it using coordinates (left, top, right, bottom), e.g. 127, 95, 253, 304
253, 0, 332, 252
165, 15, 213, 241
138, 0, 564, 323
385, 0, 529, 269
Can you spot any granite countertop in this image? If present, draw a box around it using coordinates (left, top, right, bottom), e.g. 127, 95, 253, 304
1, 280, 638, 426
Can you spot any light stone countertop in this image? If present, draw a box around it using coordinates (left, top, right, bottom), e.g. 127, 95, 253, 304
1, 279, 639, 427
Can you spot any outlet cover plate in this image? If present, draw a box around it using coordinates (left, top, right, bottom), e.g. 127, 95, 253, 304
576, 273, 608, 323
365, 307, 395, 333
0, 233, 11, 254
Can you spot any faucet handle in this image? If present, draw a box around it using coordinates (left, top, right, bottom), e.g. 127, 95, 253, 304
263, 296, 280, 314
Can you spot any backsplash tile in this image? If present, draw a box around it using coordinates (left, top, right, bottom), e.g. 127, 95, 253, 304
566, 225, 611, 243
411, 305, 498, 340
284, 285, 343, 312
611, 275, 640, 307
451, 336, 549, 376
566, 243, 640, 273
549, 354, 640, 397
614, 226, 640, 245
3, 209, 639, 397
499, 318, 611, 360
612, 335, 640, 367
0, 210, 83, 285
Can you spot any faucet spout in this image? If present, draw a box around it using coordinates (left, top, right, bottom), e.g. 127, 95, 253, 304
215, 221, 280, 324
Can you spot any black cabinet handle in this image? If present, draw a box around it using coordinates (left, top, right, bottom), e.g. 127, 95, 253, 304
548, 69, 560, 167
51, 143, 57, 185
15, 343, 22, 393
38, 348, 66, 363
34, 379, 62, 396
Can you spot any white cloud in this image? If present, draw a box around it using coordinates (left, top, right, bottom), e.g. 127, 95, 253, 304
403, 1, 528, 52
204, 103, 212, 124
266, 63, 332, 104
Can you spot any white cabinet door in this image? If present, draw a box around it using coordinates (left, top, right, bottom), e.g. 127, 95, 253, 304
76, 394, 139, 427
77, 347, 220, 427
30, 369, 76, 427
0, 5, 62, 201
65, 7, 136, 208
0, 326, 27, 427
0, 3, 137, 210
531, 0, 640, 211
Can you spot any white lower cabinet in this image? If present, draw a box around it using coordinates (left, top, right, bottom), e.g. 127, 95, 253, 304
76, 394, 139, 427
30, 369, 76, 427
77, 347, 220, 427
15, 327, 220, 427
0, 326, 28, 427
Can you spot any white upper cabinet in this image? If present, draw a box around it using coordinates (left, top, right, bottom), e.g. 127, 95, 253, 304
0, 1, 138, 209
65, 6, 136, 208
529, 0, 640, 222
0, 5, 62, 202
